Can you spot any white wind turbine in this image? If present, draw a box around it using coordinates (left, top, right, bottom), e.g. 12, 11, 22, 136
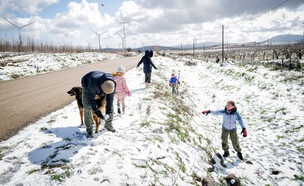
90, 28, 107, 52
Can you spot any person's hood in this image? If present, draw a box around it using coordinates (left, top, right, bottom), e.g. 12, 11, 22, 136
145, 50, 150, 56
149, 50, 153, 57
224, 106, 237, 114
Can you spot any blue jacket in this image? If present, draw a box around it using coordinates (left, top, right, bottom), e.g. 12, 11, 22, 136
137, 50, 157, 73
210, 107, 245, 130
81, 71, 116, 113
169, 77, 179, 84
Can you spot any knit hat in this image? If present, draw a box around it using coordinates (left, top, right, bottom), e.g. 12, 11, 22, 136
101, 80, 115, 94
117, 65, 125, 73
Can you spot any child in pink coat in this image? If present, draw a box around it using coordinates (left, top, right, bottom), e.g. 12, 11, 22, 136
112, 66, 131, 114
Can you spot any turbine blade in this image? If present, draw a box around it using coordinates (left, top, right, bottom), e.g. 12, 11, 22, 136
3, 18, 19, 28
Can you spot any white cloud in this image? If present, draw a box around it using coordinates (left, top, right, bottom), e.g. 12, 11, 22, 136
1, 0, 304, 48
3, 0, 59, 15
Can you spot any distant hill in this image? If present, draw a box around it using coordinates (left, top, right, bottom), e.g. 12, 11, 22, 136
261, 34, 303, 45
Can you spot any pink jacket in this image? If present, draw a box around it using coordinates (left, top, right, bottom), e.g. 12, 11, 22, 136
114, 75, 130, 99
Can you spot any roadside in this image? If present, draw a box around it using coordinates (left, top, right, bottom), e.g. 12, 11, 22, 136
0, 56, 141, 142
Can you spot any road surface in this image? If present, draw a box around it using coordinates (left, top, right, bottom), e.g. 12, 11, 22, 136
0, 56, 141, 142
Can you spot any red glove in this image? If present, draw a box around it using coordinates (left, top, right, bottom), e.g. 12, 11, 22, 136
169, 83, 172, 86
127, 91, 131, 96
241, 128, 247, 137
202, 110, 210, 116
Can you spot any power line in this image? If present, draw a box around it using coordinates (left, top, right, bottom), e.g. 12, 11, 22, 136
251, 0, 290, 21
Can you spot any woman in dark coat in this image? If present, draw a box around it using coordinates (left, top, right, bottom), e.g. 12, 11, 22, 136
137, 50, 157, 88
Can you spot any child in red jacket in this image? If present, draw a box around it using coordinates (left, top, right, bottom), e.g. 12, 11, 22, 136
112, 66, 131, 114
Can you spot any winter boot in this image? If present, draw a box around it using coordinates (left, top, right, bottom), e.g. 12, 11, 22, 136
223, 151, 230, 158
105, 125, 116, 132
86, 131, 93, 138
117, 108, 121, 114
237, 152, 243, 160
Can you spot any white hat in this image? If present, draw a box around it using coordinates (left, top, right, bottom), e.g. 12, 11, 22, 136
117, 65, 126, 73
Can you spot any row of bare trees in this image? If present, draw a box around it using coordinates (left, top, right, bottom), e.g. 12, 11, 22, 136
0, 36, 95, 53
196, 43, 304, 63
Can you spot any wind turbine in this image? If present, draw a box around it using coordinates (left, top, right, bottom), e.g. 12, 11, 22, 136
86, 40, 93, 51
90, 28, 107, 52
117, 33, 124, 50
3, 18, 35, 50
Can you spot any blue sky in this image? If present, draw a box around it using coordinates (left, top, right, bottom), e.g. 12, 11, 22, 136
0, 0, 304, 49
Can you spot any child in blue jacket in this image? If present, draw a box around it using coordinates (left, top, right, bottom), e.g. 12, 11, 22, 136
169, 73, 180, 94
202, 101, 247, 160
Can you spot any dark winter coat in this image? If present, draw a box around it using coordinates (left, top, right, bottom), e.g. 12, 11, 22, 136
137, 50, 157, 73
81, 71, 116, 113
210, 107, 245, 130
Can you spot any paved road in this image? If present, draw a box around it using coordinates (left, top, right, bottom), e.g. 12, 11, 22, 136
0, 56, 141, 142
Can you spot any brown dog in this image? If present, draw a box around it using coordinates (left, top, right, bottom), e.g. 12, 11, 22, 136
67, 87, 106, 133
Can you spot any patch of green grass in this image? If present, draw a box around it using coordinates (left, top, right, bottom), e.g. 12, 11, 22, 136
63, 138, 71, 141
11, 74, 21, 79
296, 147, 304, 154
261, 110, 267, 115
298, 138, 304, 143
293, 175, 304, 181
62, 116, 68, 119
277, 135, 286, 139
132, 163, 148, 168
285, 125, 304, 133
154, 136, 164, 143
50, 170, 71, 182
112, 151, 122, 157
28, 169, 40, 175
159, 107, 167, 110
60, 159, 69, 163
100, 178, 110, 183
140, 121, 151, 128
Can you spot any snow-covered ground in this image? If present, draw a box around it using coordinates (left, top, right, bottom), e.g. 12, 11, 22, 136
0, 52, 122, 81
0, 56, 303, 185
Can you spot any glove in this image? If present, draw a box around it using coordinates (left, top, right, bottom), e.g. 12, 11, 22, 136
178, 81, 180, 84
169, 83, 172, 86
127, 91, 132, 96
94, 110, 104, 119
241, 128, 247, 137
202, 110, 210, 116
104, 114, 110, 121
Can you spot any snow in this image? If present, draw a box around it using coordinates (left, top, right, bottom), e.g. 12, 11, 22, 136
0, 55, 303, 185
0, 52, 122, 82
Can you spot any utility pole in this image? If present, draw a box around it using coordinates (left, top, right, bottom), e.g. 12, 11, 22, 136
3, 18, 35, 52
302, 22, 304, 43
222, 25, 224, 63
181, 42, 183, 55
90, 28, 107, 52
193, 36, 197, 58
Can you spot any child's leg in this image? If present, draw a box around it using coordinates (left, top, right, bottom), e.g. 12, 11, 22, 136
172, 83, 176, 93
221, 128, 229, 151
117, 99, 121, 114
230, 130, 242, 152
122, 97, 126, 112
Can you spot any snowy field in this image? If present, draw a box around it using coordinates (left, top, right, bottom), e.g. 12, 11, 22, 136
0, 56, 303, 185
0, 52, 122, 81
